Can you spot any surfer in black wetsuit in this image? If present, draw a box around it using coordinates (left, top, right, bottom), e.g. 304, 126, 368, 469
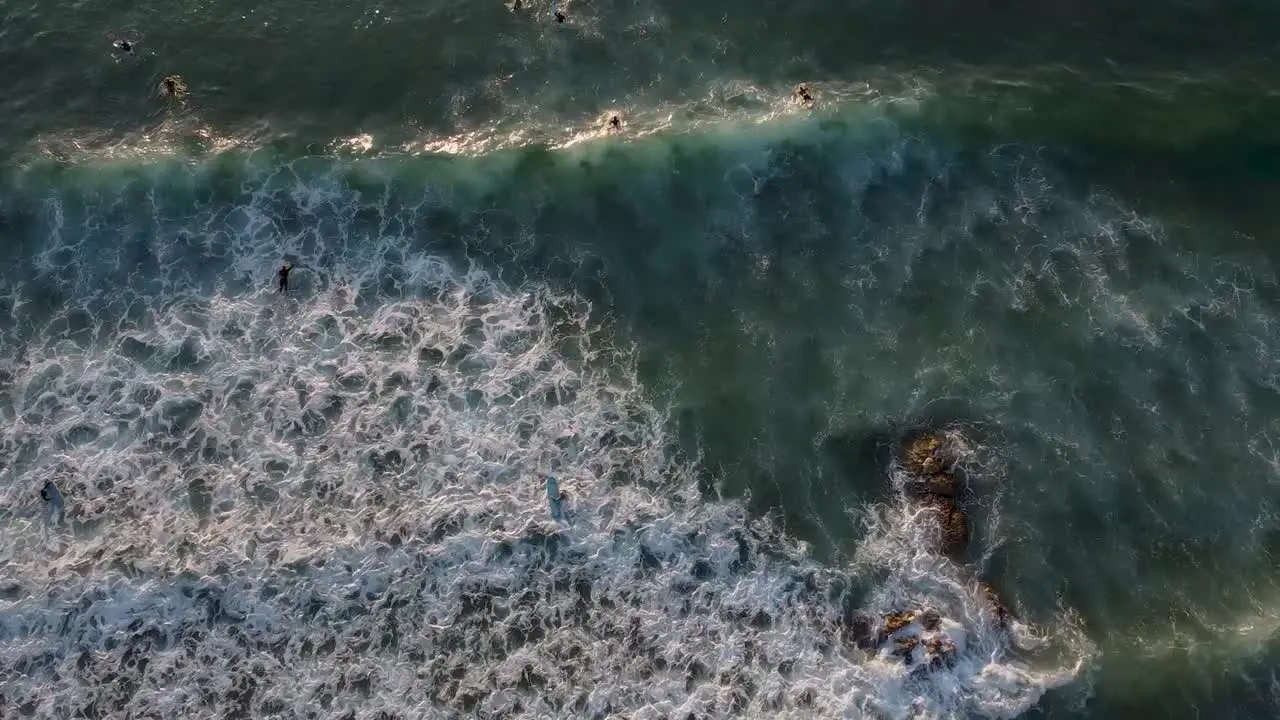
510, 0, 522, 9
113, 39, 134, 56
793, 83, 815, 108
607, 113, 621, 132
160, 75, 188, 99
554, 10, 566, 22
40, 480, 65, 523
277, 264, 292, 293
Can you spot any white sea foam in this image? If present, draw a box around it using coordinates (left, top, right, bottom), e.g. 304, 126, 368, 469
0, 164, 1093, 719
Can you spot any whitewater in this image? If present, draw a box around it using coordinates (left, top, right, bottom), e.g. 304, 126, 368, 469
0, 133, 1099, 718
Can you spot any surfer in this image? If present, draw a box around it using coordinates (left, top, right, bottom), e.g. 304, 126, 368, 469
554, 10, 566, 22
547, 476, 564, 521
277, 263, 292, 293
606, 113, 622, 132
793, 83, 815, 108
41, 481, 65, 524
160, 75, 188, 99
113, 39, 134, 56
510, 0, 522, 9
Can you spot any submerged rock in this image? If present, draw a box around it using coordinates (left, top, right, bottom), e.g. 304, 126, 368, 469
892, 635, 920, 664
840, 613, 875, 649
905, 472, 959, 500
927, 501, 969, 557
925, 636, 957, 669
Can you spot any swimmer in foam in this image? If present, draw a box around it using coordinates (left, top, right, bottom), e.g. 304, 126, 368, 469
546, 476, 564, 521
41, 481, 65, 524
606, 112, 622, 133
793, 83, 815, 109
277, 263, 292, 293
112, 38, 135, 56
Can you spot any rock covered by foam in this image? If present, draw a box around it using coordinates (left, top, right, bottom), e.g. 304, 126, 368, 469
855, 606, 964, 671
831, 425, 1033, 688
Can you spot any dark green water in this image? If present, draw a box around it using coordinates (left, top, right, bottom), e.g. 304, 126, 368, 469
1, 1, 1279, 718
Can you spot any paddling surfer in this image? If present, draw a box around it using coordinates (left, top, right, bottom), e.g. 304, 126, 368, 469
160, 75, 188, 99
277, 263, 292, 293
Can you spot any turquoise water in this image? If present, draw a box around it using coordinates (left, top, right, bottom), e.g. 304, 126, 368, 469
2, 1, 1280, 718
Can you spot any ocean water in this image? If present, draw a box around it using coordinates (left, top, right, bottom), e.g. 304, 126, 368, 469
2, 1, 1280, 718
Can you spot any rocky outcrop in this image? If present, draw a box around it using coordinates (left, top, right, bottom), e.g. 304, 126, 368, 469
837, 428, 1020, 670
925, 636, 957, 669
979, 582, 1011, 629
892, 636, 920, 664
901, 432, 969, 558
836, 428, 1018, 670
884, 611, 915, 635
863, 607, 960, 671
928, 500, 970, 558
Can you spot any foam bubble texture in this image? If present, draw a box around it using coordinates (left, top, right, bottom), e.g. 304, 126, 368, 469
0, 164, 1092, 719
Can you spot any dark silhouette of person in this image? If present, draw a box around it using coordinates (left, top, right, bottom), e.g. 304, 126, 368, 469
511, 0, 522, 9
277, 264, 292, 293
554, 10, 566, 22
608, 114, 621, 131
159, 75, 189, 99
794, 83, 815, 108
113, 39, 134, 55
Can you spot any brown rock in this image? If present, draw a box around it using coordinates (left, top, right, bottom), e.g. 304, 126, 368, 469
892, 636, 920, 664
937, 504, 969, 557
905, 472, 959, 500
914, 496, 969, 557
925, 637, 957, 669
904, 435, 943, 475
883, 611, 916, 635
979, 583, 1011, 628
